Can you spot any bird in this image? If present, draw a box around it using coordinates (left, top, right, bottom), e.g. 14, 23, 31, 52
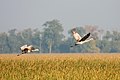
71, 28, 93, 47
17, 44, 39, 56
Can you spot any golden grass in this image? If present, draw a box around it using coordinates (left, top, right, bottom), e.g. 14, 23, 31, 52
1, 53, 120, 80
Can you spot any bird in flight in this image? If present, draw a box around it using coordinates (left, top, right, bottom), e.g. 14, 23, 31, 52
17, 44, 39, 56
71, 28, 93, 47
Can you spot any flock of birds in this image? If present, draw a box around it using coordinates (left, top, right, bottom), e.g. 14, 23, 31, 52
17, 28, 94, 56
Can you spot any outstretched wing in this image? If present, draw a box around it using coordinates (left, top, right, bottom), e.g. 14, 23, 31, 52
79, 33, 90, 42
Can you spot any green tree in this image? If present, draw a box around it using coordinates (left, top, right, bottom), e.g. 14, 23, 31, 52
20, 28, 33, 44
111, 31, 120, 41
0, 32, 10, 53
110, 31, 120, 52
42, 19, 65, 53
99, 31, 120, 53
7, 29, 20, 53
31, 29, 41, 52
103, 31, 112, 41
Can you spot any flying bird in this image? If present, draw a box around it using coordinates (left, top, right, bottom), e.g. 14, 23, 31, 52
71, 28, 93, 47
17, 45, 39, 56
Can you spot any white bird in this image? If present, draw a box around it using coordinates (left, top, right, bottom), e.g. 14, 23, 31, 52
71, 28, 93, 47
17, 45, 39, 56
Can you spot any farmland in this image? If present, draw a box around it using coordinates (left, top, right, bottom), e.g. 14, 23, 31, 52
1, 53, 120, 80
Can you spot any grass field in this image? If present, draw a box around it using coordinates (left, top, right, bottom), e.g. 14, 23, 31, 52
1, 53, 120, 80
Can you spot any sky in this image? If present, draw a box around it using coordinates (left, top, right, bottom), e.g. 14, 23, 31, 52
0, 0, 120, 35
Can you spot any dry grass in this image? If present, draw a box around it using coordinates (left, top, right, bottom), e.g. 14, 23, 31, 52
1, 53, 120, 60
1, 53, 120, 80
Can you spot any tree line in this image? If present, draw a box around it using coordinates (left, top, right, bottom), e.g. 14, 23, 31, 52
0, 19, 120, 53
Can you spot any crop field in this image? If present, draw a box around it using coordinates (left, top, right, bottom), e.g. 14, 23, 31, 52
1, 53, 120, 80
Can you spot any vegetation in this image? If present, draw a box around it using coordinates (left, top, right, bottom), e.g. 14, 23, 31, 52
0, 19, 120, 53
1, 54, 120, 80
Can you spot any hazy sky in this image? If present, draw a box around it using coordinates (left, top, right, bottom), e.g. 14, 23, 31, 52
0, 0, 120, 34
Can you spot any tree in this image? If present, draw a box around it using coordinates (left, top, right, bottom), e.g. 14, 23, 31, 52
110, 31, 120, 52
84, 25, 103, 39
7, 29, 20, 53
111, 31, 120, 41
42, 19, 65, 53
103, 31, 112, 41
20, 28, 33, 44
0, 32, 10, 53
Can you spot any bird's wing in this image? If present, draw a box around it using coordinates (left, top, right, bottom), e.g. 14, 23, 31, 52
79, 33, 90, 42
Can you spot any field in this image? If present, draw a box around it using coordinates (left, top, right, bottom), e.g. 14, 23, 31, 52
1, 53, 120, 80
